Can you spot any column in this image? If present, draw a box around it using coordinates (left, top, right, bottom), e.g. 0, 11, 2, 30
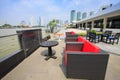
82, 23, 83, 29
86, 22, 88, 30
103, 17, 107, 30
91, 21, 94, 30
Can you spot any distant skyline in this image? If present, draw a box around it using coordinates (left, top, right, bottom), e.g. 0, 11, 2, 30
0, 0, 120, 26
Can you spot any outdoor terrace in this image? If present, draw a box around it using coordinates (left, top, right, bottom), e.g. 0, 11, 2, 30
1, 33, 120, 80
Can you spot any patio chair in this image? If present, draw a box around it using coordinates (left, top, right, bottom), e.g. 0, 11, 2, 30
101, 30, 112, 43
107, 33, 120, 45
89, 32, 100, 43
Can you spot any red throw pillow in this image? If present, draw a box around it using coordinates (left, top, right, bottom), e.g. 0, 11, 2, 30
78, 36, 84, 42
70, 31, 76, 34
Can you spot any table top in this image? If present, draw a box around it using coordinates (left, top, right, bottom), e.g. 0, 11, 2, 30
40, 41, 58, 47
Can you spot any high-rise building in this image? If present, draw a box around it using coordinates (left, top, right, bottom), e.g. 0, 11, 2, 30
77, 11, 81, 21
70, 10, 76, 23
39, 16, 45, 26
39, 16, 41, 26
30, 16, 36, 26
89, 11, 94, 16
82, 12, 87, 19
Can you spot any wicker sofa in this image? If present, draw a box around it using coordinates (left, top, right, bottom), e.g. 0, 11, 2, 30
64, 36, 109, 80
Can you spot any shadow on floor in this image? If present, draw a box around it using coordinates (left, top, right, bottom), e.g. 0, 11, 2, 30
40, 49, 56, 56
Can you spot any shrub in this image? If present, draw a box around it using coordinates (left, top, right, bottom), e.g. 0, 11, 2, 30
77, 32, 86, 37
89, 30, 96, 33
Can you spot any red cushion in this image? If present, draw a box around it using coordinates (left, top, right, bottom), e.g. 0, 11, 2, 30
78, 36, 84, 42
78, 36, 100, 53
70, 31, 76, 34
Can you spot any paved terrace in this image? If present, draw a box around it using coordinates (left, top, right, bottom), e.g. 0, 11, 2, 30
2, 30, 120, 80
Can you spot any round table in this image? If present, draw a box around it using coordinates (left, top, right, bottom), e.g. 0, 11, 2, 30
40, 41, 59, 60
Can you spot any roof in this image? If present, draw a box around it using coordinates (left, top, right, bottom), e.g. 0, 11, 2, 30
76, 2, 120, 23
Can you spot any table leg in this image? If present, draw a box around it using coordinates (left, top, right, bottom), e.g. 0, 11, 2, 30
45, 47, 57, 60
48, 47, 52, 56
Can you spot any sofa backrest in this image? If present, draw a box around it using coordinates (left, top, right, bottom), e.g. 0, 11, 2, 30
66, 32, 71, 36
66, 42, 84, 51
66, 37, 78, 42
78, 36, 100, 53
65, 42, 84, 66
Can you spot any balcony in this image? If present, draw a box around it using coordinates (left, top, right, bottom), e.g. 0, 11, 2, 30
0, 29, 120, 80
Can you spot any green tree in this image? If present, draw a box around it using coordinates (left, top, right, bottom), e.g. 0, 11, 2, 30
1, 24, 12, 28
48, 19, 59, 33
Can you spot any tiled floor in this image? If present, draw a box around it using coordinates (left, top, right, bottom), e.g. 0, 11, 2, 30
2, 34, 120, 80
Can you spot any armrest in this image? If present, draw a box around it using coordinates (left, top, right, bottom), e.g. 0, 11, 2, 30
66, 50, 109, 79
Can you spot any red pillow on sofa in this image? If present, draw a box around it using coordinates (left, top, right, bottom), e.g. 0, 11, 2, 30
70, 31, 76, 35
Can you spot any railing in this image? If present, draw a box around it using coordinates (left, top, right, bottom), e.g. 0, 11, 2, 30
0, 34, 24, 79
0, 29, 43, 79
0, 34, 21, 59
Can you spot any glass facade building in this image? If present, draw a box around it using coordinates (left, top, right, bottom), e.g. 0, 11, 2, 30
77, 12, 81, 21
70, 10, 76, 23
82, 12, 87, 19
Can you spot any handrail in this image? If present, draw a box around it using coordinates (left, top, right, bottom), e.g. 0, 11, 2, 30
0, 34, 17, 38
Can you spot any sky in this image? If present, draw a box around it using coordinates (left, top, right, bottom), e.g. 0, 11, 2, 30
0, 0, 120, 26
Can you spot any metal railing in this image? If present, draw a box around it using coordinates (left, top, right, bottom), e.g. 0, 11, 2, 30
0, 34, 21, 59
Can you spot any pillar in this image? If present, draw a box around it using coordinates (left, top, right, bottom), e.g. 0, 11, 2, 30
103, 17, 107, 30
91, 21, 94, 30
82, 23, 83, 29
86, 22, 88, 30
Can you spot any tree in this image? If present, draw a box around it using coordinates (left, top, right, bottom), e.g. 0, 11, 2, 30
1, 24, 12, 28
48, 19, 59, 33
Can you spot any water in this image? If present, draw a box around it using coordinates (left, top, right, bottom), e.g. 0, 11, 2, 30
0, 28, 48, 37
